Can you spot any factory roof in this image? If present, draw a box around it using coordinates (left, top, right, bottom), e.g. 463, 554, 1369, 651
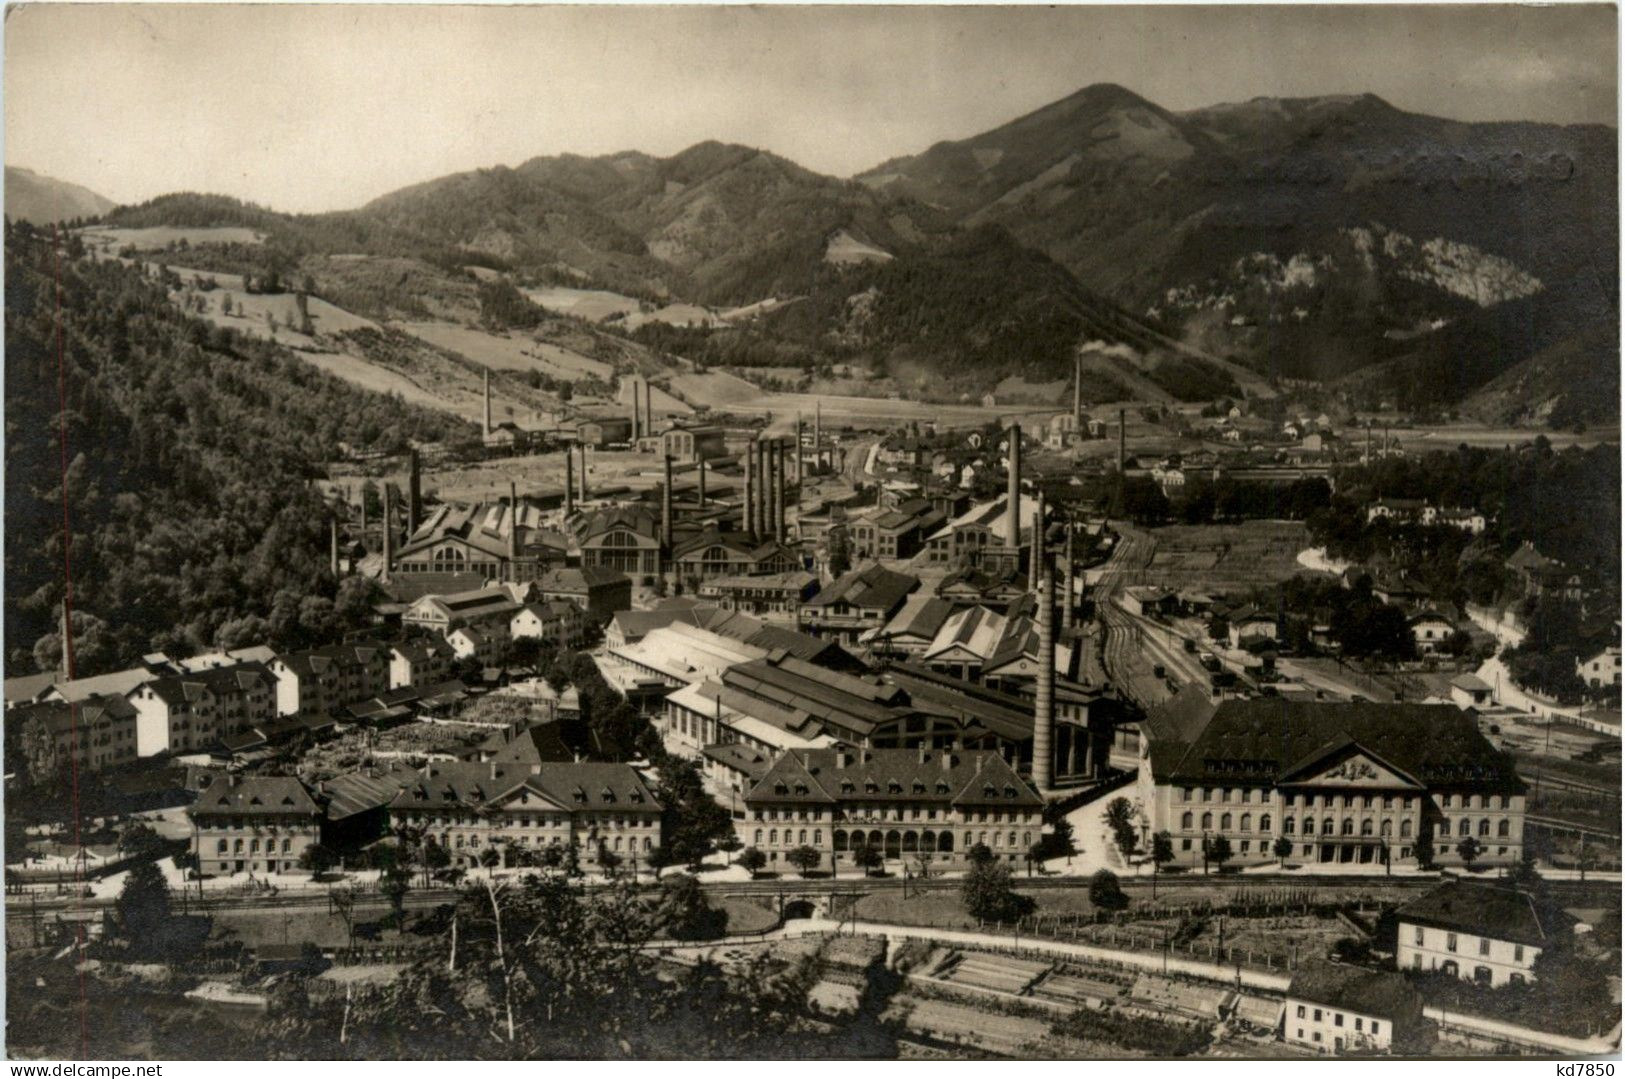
318, 763, 422, 821
878, 595, 957, 643
806, 563, 919, 613
924, 606, 1009, 662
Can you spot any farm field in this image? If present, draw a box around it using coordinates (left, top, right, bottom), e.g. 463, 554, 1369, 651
161, 264, 379, 346
1391, 423, 1620, 452
396, 321, 616, 381
1142, 521, 1312, 593
300, 351, 452, 413
523, 284, 644, 322
82, 225, 265, 249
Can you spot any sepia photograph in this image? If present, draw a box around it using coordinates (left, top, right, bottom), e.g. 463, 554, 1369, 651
1, 1, 1619, 1063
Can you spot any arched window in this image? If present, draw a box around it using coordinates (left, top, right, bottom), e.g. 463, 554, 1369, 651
1361, 819, 1373, 836
1478, 818, 1491, 837
1497, 819, 1510, 837
1400, 820, 1412, 838
1341, 818, 1354, 836
754, 829, 763, 844
1323, 817, 1335, 836
1302, 818, 1313, 835
1201, 812, 1213, 830
1458, 819, 1471, 836
1260, 814, 1272, 833
1239, 814, 1251, 833
1220, 813, 1232, 831
1182, 812, 1193, 830
1380, 820, 1392, 837
769, 829, 777, 844
1284, 816, 1295, 834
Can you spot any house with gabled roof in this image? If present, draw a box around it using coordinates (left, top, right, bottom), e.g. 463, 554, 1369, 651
188, 774, 321, 877
1395, 881, 1563, 987
127, 661, 278, 756
10, 694, 139, 784
801, 562, 920, 645
737, 745, 1044, 873
387, 760, 660, 870
389, 636, 456, 690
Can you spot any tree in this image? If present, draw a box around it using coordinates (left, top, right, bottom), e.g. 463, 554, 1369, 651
597, 847, 623, 876
116, 861, 172, 951
737, 846, 767, 879
715, 833, 742, 866
660, 873, 725, 940
786, 845, 822, 877
851, 842, 884, 877
1088, 869, 1129, 912
117, 821, 167, 860
300, 842, 339, 879
329, 882, 361, 950
1150, 831, 1175, 898
1273, 835, 1294, 867
966, 842, 995, 866
1204, 835, 1233, 874
1414, 829, 1436, 870
961, 857, 1025, 924
1456, 836, 1483, 871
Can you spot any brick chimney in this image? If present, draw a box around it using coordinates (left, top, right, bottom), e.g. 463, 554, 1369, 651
509, 482, 520, 565
483, 370, 492, 439
630, 375, 642, 441
697, 458, 706, 509
1006, 422, 1021, 556
771, 440, 785, 542
742, 439, 755, 537
408, 448, 421, 535
564, 447, 575, 516
1034, 550, 1055, 792
381, 484, 394, 583
662, 454, 674, 549
330, 516, 340, 576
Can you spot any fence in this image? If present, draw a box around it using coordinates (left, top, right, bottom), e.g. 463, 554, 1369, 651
999, 918, 1302, 974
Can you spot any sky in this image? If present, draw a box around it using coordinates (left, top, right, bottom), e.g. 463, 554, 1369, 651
5, 3, 1618, 213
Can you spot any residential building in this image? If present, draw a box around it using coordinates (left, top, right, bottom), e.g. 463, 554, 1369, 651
1394, 881, 1556, 986
1284, 963, 1421, 1055
189, 774, 322, 877
9, 694, 139, 784
1449, 674, 1494, 710
1408, 611, 1457, 655
269, 641, 392, 718
127, 661, 278, 756
1137, 695, 1527, 869
511, 599, 587, 650
446, 625, 504, 665
388, 761, 661, 869
539, 565, 633, 621
1227, 608, 1279, 648
1577, 645, 1621, 688
389, 637, 456, 690
736, 745, 1045, 873
1366, 497, 1427, 524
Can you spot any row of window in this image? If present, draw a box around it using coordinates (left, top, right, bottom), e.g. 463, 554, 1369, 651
748, 806, 1038, 825
214, 837, 296, 854
1415, 926, 1526, 961
1440, 818, 1515, 838
1180, 788, 1518, 812
1295, 1004, 1380, 1036
195, 819, 314, 831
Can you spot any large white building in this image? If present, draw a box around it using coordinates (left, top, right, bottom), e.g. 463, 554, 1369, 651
1283, 963, 1420, 1055
1138, 692, 1527, 869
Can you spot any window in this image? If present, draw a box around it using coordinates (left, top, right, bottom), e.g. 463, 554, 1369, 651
1459, 819, 1471, 837
1446, 933, 1458, 953
1239, 814, 1251, 833
1285, 817, 1296, 834
1297, 1006, 1306, 1019
1498, 819, 1510, 837
1400, 820, 1412, 838
1478, 818, 1491, 837
1201, 812, 1213, 830
1181, 838, 1191, 851
1414, 926, 1424, 945
1479, 937, 1490, 956
1313, 1009, 1321, 1022
1220, 813, 1232, 831
1514, 944, 1524, 962
1370, 1023, 1379, 1037
1334, 1014, 1343, 1028
1260, 814, 1271, 832
1182, 812, 1193, 830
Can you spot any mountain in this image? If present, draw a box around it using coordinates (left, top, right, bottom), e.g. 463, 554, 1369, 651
860, 85, 1618, 396
5, 166, 115, 225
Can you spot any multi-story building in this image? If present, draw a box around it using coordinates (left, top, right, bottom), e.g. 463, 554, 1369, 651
270, 640, 393, 717
392, 501, 569, 585
698, 571, 819, 622
188, 774, 322, 877
800, 563, 920, 646
1577, 645, 1621, 688
401, 586, 523, 636
736, 745, 1045, 873
127, 661, 278, 756
1394, 881, 1556, 986
9, 694, 139, 784
511, 599, 587, 650
538, 565, 633, 622
572, 507, 662, 581
446, 625, 505, 665
1138, 695, 1527, 869
389, 637, 456, 690
387, 761, 661, 870
1283, 963, 1420, 1055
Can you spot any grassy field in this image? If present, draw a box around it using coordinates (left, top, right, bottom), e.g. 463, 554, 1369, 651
1144, 521, 1312, 593
83, 225, 265, 249
523, 285, 644, 322
719, 896, 780, 935
397, 321, 615, 381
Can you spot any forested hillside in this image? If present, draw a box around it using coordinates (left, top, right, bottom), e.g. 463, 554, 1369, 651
3, 222, 473, 676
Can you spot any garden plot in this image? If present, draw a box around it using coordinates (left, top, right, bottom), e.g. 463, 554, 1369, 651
1144, 522, 1312, 593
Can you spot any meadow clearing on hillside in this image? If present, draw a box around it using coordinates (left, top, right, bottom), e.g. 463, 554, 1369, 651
82, 225, 265, 249
396, 320, 615, 380
523, 284, 644, 322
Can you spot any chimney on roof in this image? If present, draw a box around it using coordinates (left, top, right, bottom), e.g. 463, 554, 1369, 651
662, 454, 674, 549
408, 449, 422, 536
917, 744, 928, 765
381, 484, 395, 583
564, 446, 575, 516
1006, 422, 1021, 557
490, 762, 498, 780
836, 745, 850, 769
1034, 549, 1055, 793
697, 457, 706, 509
483, 370, 493, 438
1119, 407, 1127, 473
359, 486, 369, 553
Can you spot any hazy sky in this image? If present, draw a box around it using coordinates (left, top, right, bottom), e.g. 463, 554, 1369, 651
6, 4, 1617, 213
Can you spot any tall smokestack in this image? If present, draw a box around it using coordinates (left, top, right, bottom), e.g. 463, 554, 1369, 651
1006, 423, 1022, 556
382, 485, 394, 583
754, 440, 767, 537
662, 454, 674, 549
1061, 521, 1076, 632
408, 449, 421, 536
1030, 486, 1045, 590
814, 402, 822, 471
483, 371, 492, 438
509, 481, 520, 568
58, 600, 73, 681
577, 445, 588, 503
564, 447, 575, 517
1073, 351, 1083, 430
1118, 408, 1127, 473
772, 440, 785, 542
742, 440, 754, 536
630, 376, 641, 442
359, 486, 369, 552
645, 380, 654, 436
794, 415, 804, 487
1034, 551, 1055, 792
1366, 420, 1373, 463
330, 516, 340, 576
697, 458, 707, 509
